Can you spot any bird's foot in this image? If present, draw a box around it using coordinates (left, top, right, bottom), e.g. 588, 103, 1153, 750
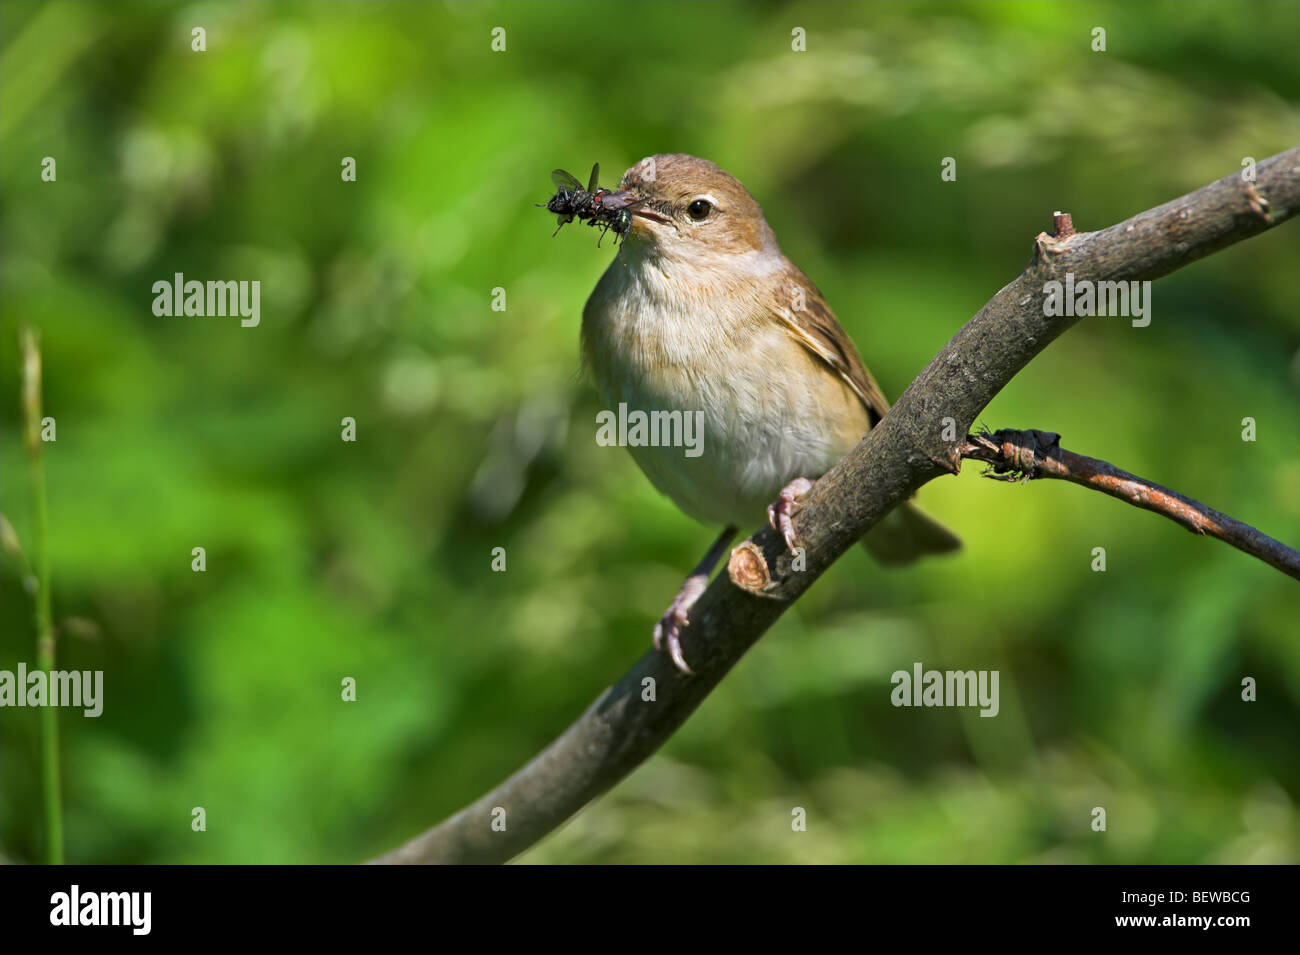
653, 573, 709, 674
767, 477, 816, 552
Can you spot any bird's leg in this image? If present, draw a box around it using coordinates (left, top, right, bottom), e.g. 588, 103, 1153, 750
767, 477, 816, 552
654, 524, 737, 674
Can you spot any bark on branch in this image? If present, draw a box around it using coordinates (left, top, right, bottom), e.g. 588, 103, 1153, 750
960, 427, 1300, 581
372, 146, 1300, 865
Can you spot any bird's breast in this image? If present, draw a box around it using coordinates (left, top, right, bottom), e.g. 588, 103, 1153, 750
581, 253, 868, 526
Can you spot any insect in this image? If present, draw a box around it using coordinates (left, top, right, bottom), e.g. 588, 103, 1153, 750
541, 163, 643, 245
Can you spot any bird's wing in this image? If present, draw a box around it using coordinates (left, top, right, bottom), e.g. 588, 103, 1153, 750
773, 266, 891, 426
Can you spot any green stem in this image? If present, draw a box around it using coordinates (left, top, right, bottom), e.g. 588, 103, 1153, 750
22, 326, 63, 865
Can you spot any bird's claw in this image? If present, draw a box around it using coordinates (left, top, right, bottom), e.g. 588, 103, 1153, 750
652, 573, 710, 674
653, 603, 693, 674
767, 477, 815, 552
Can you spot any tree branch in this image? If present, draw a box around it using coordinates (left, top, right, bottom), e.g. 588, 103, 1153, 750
372, 146, 1300, 865
960, 427, 1300, 581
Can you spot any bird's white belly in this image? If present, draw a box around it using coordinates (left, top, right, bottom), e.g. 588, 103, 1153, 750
591, 309, 859, 528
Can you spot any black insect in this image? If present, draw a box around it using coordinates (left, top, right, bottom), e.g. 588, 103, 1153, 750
543, 164, 598, 232
540, 163, 643, 245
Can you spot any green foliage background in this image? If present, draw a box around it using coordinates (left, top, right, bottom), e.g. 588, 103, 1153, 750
1, 0, 1298, 864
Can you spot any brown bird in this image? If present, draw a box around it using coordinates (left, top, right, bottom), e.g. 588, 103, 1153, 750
581, 154, 959, 672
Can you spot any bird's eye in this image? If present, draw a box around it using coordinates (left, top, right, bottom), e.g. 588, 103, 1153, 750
686, 199, 713, 221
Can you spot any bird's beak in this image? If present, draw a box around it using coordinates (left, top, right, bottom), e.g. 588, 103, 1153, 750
606, 190, 670, 227
625, 199, 675, 239
631, 207, 671, 226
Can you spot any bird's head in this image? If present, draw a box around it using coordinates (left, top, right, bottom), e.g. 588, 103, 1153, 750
613, 154, 780, 266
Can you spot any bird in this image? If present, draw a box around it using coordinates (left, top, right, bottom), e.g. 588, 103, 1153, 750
580, 154, 960, 673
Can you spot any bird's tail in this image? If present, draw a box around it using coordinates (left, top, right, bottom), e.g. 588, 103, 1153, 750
860, 502, 961, 566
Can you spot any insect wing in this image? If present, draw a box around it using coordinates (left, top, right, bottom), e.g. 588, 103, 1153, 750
550, 168, 584, 194
586, 163, 600, 193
